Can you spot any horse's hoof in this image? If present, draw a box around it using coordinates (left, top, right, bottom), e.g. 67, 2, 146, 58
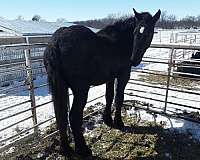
60, 145, 74, 157
75, 146, 92, 158
103, 114, 113, 127
113, 119, 125, 130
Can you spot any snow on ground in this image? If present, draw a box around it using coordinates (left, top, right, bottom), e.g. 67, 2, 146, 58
0, 75, 107, 147
1, 29, 200, 149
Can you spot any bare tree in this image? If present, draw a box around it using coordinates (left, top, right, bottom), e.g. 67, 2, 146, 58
74, 11, 200, 29
16, 15, 24, 20
167, 14, 177, 29
56, 18, 67, 23
32, 15, 41, 21
182, 16, 197, 28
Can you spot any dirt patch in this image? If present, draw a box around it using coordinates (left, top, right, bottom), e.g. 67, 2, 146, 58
138, 73, 200, 90
176, 110, 200, 121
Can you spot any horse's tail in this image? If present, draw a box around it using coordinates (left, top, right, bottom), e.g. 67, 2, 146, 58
44, 27, 68, 93
44, 41, 63, 93
44, 41, 71, 147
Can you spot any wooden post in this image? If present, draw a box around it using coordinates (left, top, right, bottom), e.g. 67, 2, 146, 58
24, 48, 38, 134
164, 48, 174, 113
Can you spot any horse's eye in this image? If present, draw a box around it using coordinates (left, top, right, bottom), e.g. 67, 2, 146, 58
139, 26, 145, 34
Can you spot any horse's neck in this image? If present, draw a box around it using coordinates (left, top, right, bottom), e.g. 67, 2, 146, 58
97, 23, 135, 56
98, 30, 132, 45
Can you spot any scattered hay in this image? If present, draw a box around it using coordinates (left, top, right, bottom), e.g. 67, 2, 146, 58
1, 102, 200, 160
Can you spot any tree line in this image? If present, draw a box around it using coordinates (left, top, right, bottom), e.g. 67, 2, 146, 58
17, 11, 200, 29
156, 11, 200, 29
74, 11, 200, 29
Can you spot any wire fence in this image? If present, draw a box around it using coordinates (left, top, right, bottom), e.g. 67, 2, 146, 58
0, 38, 200, 153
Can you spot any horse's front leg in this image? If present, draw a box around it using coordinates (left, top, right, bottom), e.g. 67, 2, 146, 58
103, 79, 115, 127
114, 73, 130, 130
69, 86, 91, 157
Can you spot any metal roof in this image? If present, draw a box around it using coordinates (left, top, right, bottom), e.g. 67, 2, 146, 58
0, 18, 97, 36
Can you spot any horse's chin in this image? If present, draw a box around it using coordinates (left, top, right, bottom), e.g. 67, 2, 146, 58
131, 59, 142, 67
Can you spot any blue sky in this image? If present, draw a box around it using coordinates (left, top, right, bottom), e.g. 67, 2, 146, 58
0, 0, 200, 21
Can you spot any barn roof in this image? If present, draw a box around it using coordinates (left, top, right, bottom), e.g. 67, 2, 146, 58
0, 17, 98, 37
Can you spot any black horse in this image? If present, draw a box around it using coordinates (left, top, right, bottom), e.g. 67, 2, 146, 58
44, 8, 160, 158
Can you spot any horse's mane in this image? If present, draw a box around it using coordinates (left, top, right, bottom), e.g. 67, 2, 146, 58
112, 17, 136, 29
98, 17, 135, 34
98, 11, 152, 35
96, 17, 136, 42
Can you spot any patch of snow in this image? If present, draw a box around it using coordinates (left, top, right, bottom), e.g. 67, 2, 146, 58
126, 108, 200, 140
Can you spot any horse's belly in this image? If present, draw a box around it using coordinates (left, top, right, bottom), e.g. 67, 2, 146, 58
90, 79, 108, 85
89, 72, 115, 86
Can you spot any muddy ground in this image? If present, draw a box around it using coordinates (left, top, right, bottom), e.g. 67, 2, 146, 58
1, 101, 200, 160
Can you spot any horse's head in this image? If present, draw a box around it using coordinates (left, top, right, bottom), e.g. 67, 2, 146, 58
131, 9, 161, 66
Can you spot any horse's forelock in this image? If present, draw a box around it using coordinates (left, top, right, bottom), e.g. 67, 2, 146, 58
139, 12, 154, 23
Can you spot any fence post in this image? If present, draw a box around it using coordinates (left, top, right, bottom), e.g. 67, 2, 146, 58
24, 48, 38, 134
164, 48, 174, 113
66, 89, 71, 141
175, 33, 178, 43
170, 33, 174, 43
159, 29, 161, 43
172, 49, 176, 75
184, 35, 187, 43
194, 35, 197, 43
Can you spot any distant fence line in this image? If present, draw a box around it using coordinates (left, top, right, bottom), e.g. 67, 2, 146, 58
0, 35, 51, 45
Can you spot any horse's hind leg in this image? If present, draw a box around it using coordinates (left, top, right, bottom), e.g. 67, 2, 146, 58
69, 84, 91, 157
114, 73, 130, 130
50, 75, 72, 156
103, 79, 115, 127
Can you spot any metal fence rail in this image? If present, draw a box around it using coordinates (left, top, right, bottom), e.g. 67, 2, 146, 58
0, 42, 200, 154
0, 43, 47, 152
126, 43, 200, 118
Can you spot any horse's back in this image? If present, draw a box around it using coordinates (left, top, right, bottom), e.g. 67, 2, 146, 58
52, 25, 96, 46
45, 25, 98, 80
53, 25, 96, 54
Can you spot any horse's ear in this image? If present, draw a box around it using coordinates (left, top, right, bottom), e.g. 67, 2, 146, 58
152, 9, 161, 24
133, 8, 142, 21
